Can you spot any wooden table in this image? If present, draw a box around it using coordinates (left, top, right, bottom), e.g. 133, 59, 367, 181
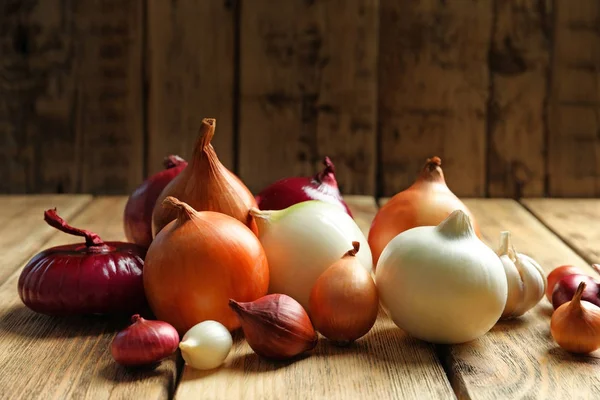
1, 195, 599, 400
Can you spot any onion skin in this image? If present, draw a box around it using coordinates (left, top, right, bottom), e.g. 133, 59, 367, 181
551, 282, 600, 354
309, 242, 378, 345
18, 209, 147, 316
144, 197, 269, 334
152, 119, 257, 237
111, 315, 179, 367
229, 294, 318, 360
368, 157, 480, 267
124, 155, 187, 248
546, 265, 582, 302
255, 157, 352, 217
552, 274, 600, 309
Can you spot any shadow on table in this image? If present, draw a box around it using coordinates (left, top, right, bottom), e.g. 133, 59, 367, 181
98, 354, 180, 384
0, 305, 128, 338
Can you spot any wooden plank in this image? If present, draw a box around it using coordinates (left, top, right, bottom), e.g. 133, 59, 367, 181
0, 197, 178, 399
238, 0, 378, 195
146, 0, 235, 173
441, 199, 600, 399
175, 196, 455, 400
378, 0, 491, 197
523, 199, 600, 262
548, 0, 600, 196
0, 0, 143, 194
486, 0, 550, 198
0, 195, 91, 285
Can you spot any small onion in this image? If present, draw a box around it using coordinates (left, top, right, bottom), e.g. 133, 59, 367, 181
309, 242, 379, 345
546, 265, 582, 302
179, 321, 233, 370
552, 274, 600, 310
111, 315, 179, 367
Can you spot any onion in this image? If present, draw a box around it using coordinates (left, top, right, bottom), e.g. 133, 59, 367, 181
552, 274, 600, 309
179, 321, 233, 370
124, 155, 187, 248
19, 209, 147, 316
546, 265, 582, 302
250, 200, 372, 311
376, 210, 507, 344
309, 242, 379, 345
368, 157, 480, 266
144, 197, 269, 334
152, 118, 257, 236
255, 157, 352, 217
111, 315, 179, 367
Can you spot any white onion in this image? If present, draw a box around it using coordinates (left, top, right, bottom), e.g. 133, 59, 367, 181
375, 210, 507, 344
251, 201, 372, 310
179, 320, 232, 370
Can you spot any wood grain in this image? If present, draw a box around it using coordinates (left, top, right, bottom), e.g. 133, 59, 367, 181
486, 0, 550, 198
0, 0, 144, 194
0, 197, 178, 400
146, 0, 235, 173
174, 196, 455, 400
378, 0, 491, 197
523, 199, 600, 262
442, 199, 600, 399
238, 0, 378, 195
548, 0, 600, 196
0, 194, 91, 285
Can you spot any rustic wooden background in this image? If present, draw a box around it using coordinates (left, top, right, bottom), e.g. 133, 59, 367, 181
0, 0, 598, 198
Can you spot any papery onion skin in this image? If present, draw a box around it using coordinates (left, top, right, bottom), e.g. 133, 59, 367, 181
144, 197, 269, 334
546, 265, 582, 302
309, 242, 379, 345
111, 315, 179, 367
255, 157, 352, 217
368, 157, 480, 267
251, 201, 372, 311
152, 119, 257, 237
552, 274, 600, 309
551, 282, 600, 354
18, 209, 147, 316
124, 155, 187, 248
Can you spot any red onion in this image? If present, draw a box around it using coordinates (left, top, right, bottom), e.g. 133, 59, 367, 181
111, 315, 179, 367
124, 155, 187, 247
18, 209, 147, 316
552, 274, 600, 309
255, 157, 352, 217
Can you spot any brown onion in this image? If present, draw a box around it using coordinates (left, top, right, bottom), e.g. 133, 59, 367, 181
152, 118, 257, 236
144, 197, 269, 334
309, 242, 379, 345
368, 157, 480, 267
